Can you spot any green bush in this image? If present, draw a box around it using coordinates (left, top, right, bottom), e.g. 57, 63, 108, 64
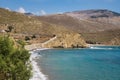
0, 36, 31, 80
25, 36, 31, 41
8, 26, 14, 32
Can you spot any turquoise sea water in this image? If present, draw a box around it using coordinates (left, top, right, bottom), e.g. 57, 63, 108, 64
36, 46, 120, 80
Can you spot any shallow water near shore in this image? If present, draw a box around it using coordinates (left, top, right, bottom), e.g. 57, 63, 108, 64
36, 46, 120, 80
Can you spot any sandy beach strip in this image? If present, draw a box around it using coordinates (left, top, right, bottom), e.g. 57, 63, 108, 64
29, 48, 49, 80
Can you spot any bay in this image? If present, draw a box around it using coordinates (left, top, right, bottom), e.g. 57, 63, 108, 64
36, 46, 120, 80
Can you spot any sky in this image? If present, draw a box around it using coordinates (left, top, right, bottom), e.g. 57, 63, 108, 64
0, 0, 120, 15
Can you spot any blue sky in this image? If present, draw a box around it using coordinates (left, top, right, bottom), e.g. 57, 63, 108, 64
0, 0, 120, 15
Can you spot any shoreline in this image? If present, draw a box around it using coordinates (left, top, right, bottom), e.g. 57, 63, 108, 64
29, 48, 49, 80
87, 44, 120, 47
27, 44, 120, 80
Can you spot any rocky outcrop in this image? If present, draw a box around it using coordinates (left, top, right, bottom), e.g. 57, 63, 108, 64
43, 33, 87, 48
24, 33, 87, 50
108, 37, 120, 45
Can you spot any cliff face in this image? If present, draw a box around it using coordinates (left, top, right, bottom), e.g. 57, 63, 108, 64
44, 33, 87, 48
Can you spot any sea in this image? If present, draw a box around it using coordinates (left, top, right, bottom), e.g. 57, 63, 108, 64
34, 46, 120, 80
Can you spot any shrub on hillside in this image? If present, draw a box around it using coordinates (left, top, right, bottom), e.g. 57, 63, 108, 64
25, 36, 31, 41
7, 26, 14, 32
0, 36, 31, 80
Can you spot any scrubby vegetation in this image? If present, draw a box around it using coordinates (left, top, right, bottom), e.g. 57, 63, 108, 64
0, 36, 31, 80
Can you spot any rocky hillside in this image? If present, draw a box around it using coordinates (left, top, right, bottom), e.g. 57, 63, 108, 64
44, 33, 87, 48
0, 8, 87, 48
0, 8, 68, 35
37, 9, 120, 33
81, 29, 120, 45
65, 9, 120, 19
36, 9, 120, 45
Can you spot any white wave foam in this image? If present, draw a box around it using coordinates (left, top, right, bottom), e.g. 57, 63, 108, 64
90, 47, 113, 50
29, 48, 49, 80
36, 48, 50, 51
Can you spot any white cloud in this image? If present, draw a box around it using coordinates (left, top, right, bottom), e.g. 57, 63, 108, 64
40, 10, 46, 15
17, 7, 26, 13
6, 7, 10, 11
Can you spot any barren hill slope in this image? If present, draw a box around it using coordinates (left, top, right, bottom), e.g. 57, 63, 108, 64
36, 9, 120, 45
65, 9, 120, 19
0, 8, 69, 35
37, 10, 120, 33
0, 8, 87, 48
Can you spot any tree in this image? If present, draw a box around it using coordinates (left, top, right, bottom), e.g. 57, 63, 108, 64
31, 35, 36, 39
7, 26, 14, 32
25, 36, 30, 41
0, 36, 31, 80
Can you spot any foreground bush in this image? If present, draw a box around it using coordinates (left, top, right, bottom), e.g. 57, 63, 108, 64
0, 36, 31, 80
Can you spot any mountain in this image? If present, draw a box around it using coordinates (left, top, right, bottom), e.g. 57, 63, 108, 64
65, 9, 120, 19
0, 8, 87, 48
1, 8, 120, 46
24, 13, 34, 16
36, 9, 120, 45
37, 10, 120, 33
